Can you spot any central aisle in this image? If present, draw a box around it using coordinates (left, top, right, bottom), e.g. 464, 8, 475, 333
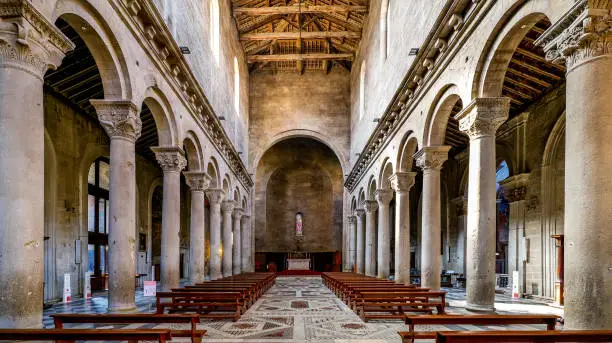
200, 276, 405, 342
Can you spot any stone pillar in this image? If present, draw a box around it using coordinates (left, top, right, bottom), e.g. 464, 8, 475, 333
221, 200, 235, 277
347, 215, 357, 271
90, 101, 142, 312
363, 200, 378, 277
451, 197, 468, 276
184, 172, 211, 284
415, 146, 450, 291
537, 4, 612, 329
206, 189, 224, 280
354, 209, 366, 274
390, 172, 416, 284
152, 147, 187, 291
0, 2, 73, 327
241, 214, 251, 273
232, 208, 244, 275
375, 189, 393, 279
456, 97, 509, 311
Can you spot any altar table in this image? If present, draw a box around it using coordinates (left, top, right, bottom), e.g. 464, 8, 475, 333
287, 258, 310, 270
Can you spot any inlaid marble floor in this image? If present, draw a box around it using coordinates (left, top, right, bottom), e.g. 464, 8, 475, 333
44, 276, 562, 342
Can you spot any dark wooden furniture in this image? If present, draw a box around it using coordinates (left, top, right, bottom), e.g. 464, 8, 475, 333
0, 328, 172, 342
355, 291, 446, 321
435, 330, 612, 342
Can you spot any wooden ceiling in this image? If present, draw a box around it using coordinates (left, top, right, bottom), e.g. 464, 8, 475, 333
233, 0, 369, 73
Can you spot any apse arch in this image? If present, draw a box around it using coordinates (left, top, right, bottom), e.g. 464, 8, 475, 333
423, 85, 465, 147
53, 0, 132, 99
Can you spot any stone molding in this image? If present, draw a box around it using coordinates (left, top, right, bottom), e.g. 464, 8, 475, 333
183, 172, 211, 192
535, 0, 611, 71
112, 0, 252, 189
151, 146, 187, 172
347, 215, 357, 224
0, 0, 74, 78
221, 200, 235, 213
206, 189, 225, 204
354, 208, 365, 218
499, 173, 530, 203
456, 97, 511, 139
90, 100, 142, 142
363, 200, 378, 213
414, 146, 451, 171
374, 188, 394, 205
389, 172, 416, 193
233, 207, 244, 219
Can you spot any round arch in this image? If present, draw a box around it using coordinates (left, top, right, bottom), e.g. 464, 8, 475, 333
378, 159, 394, 189
397, 132, 419, 172
367, 176, 377, 200
542, 112, 566, 166
423, 84, 465, 146
206, 158, 220, 189
143, 87, 178, 146
182, 131, 204, 171
358, 188, 366, 205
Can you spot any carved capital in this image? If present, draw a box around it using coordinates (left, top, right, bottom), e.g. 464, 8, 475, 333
0, 0, 75, 78
456, 98, 510, 139
90, 100, 142, 142
499, 173, 530, 202
152, 146, 187, 172
221, 200, 235, 213
233, 207, 244, 219
363, 200, 378, 214
536, 0, 611, 70
183, 171, 211, 192
389, 172, 416, 193
414, 146, 451, 171
354, 208, 365, 218
375, 188, 394, 205
347, 215, 357, 225
206, 189, 225, 204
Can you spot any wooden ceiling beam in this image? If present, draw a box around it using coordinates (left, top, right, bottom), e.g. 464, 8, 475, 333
239, 14, 284, 33
234, 5, 368, 16
240, 31, 361, 40
247, 53, 353, 62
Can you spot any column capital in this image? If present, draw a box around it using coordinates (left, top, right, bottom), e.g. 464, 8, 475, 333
221, 200, 235, 213
499, 173, 530, 202
452, 196, 468, 215
0, 0, 75, 78
90, 100, 142, 142
389, 172, 416, 193
183, 171, 211, 192
354, 208, 365, 218
347, 215, 357, 224
535, 0, 612, 70
152, 146, 187, 172
414, 146, 451, 171
206, 189, 225, 204
375, 188, 394, 205
363, 200, 378, 213
233, 207, 244, 219
456, 97, 510, 139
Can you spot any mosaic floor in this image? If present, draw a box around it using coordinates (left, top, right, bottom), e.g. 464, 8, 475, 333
44, 276, 563, 342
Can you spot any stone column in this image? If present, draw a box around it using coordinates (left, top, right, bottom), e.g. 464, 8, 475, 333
152, 147, 187, 291
390, 172, 416, 284
537, 4, 612, 329
241, 214, 251, 273
0, 2, 73, 327
363, 200, 378, 277
206, 189, 224, 280
415, 146, 450, 291
375, 189, 393, 279
456, 97, 509, 311
221, 200, 235, 277
451, 197, 468, 276
347, 215, 357, 271
184, 172, 211, 284
232, 208, 244, 275
90, 101, 142, 312
354, 209, 366, 274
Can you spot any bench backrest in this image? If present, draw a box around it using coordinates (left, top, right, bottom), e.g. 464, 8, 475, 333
436, 330, 612, 342
0, 329, 172, 342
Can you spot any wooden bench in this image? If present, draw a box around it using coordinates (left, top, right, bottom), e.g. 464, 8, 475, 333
355, 291, 446, 321
156, 291, 243, 321
52, 313, 205, 343
345, 286, 427, 308
398, 314, 560, 343
435, 330, 612, 342
0, 328, 172, 343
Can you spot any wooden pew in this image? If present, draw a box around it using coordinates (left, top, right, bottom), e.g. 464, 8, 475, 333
355, 291, 446, 321
52, 313, 205, 343
0, 328, 172, 342
435, 330, 612, 342
398, 314, 560, 343
156, 291, 243, 321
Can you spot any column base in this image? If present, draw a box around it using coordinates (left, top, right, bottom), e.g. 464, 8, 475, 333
107, 304, 137, 313
466, 303, 496, 313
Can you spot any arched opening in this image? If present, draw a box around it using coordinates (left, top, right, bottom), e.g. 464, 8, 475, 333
359, 60, 367, 120
495, 160, 511, 275
254, 137, 344, 272
151, 186, 163, 281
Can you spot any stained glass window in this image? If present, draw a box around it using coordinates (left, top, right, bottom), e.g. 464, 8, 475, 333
296, 212, 303, 236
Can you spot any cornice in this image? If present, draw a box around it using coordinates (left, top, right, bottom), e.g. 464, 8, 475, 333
111, 0, 253, 190
344, 0, 491, 192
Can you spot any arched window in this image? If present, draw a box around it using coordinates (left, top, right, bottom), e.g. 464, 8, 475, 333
380, 0, 390, 59
234, 57, 240, 116
87, 158, 110, 278
359, 60, 366, 120
210, 0, 220, 64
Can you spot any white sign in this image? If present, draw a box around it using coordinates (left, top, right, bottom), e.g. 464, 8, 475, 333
62, 273, 71, 303
512, 270, 520, 299
144, 281, 157, 297
84, 272, 92, 299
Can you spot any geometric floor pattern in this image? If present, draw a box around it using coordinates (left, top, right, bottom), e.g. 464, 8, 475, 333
44, 276, 563, 342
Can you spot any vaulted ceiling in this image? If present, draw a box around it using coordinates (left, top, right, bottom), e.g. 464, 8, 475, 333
233, 0, 369, 73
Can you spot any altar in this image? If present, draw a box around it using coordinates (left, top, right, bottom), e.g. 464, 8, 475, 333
287, 258, 310, 270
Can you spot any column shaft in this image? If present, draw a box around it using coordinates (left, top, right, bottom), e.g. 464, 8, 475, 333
221, 201, 235, 277
241, 215, 251, 272
348, 216, 357, 271
390, 172, 416, 284
376, 189, 393, 279
232, 209, 243, 275
363, 201, 378, 277
207, 190, 224, 280
355, 209, 366, 274
189, 190, 206, 283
